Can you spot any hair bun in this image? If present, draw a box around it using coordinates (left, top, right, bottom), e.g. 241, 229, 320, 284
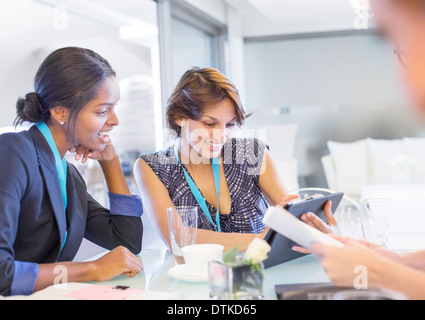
15, 92, 45, 125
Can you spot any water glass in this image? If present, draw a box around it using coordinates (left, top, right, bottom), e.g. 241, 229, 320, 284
360, 198, 391, 247
167, 206, 198, 264
334, 202, 365, 240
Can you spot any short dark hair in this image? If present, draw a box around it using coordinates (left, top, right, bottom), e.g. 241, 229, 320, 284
166, 67, 249, 137
15, 47, 116, 128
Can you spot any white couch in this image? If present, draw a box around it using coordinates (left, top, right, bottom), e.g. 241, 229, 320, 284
322, 137, 425, 199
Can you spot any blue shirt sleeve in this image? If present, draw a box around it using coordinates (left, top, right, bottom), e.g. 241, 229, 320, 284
108, 193, 143, 217
10, 261, 39, 296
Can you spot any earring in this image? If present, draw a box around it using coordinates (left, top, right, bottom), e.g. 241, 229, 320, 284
60, 121, 65, 125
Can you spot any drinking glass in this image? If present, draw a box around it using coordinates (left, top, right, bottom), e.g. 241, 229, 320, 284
360, 198, 391, 247
334, 201, 365, 240
167, 206, 198, 264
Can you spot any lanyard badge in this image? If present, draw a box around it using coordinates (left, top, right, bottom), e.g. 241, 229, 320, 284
173, 143, 221, 232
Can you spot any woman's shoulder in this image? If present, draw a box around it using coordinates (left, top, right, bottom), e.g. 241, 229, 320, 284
0, 129, 31, 143
0, 129, 35, 156
228, 137, 268, 148
224, 137, 268, 159
138, 147, 179, 188
223, 137, 268, 178
0, 130, 38, 182
139, 147, 178, 173
139, 147, 176, 166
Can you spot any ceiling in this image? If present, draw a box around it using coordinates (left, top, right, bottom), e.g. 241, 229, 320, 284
225, 0, 373, 37
1, 0, 370, 43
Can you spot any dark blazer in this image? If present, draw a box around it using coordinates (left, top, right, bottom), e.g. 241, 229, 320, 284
0, 126, 143, 296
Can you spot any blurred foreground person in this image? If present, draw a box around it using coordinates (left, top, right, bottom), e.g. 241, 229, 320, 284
311, 0, 425, 300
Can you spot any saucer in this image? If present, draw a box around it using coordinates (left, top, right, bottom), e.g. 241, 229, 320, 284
168, 264, 208, 282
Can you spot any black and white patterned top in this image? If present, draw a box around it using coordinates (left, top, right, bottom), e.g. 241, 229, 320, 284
139, 138, 269, 234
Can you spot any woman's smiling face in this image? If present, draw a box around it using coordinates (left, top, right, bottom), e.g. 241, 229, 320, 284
178, 97, 237, 161
72, 76, 120, 151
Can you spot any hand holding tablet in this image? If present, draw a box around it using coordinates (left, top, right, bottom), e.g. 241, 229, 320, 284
262, 205, 344, 249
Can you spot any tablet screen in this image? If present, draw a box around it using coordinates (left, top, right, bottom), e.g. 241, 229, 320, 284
263, 192, 344, 268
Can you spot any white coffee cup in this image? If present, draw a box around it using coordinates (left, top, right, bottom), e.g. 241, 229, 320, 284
181, 244, 224, 277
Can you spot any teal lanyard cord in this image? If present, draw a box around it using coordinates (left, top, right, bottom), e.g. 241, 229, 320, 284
36, 122, 68, 250
174, 143, 221, 232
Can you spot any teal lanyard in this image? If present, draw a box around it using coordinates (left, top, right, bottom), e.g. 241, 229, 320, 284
174, 143, 221, 232
36, 122, 68, 250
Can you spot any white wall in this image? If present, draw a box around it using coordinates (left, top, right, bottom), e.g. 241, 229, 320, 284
245, 34, 406, 108
244, 33, 420, 187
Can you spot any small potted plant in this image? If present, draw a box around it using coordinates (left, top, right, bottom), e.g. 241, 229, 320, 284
208, 238, 271, 300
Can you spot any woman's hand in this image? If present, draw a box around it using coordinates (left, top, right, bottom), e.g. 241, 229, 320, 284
90, 246, 143, 282
71, 140, 131, 195
300, 201, 337, 234
70, 140, 116, 164
277, 194, 301, 207
310, 235, 389, 288
334, 235, 402, 263
292, 201, 338, 254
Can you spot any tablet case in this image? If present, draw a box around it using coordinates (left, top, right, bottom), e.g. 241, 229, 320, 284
263, 193, 344, 269
274, 282, 401, 300
275, 283, 350, 300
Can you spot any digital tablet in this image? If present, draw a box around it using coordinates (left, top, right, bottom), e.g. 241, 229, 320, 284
262, 192, 344, 268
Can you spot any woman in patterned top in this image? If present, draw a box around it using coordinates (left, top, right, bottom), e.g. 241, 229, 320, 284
134, 67, 300, 251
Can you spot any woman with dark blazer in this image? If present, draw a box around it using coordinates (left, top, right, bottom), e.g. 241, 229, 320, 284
0, 47, 143, 296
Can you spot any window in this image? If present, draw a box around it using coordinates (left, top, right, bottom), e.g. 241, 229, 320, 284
157, 0, 227, 127
171, 17, 219, 86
